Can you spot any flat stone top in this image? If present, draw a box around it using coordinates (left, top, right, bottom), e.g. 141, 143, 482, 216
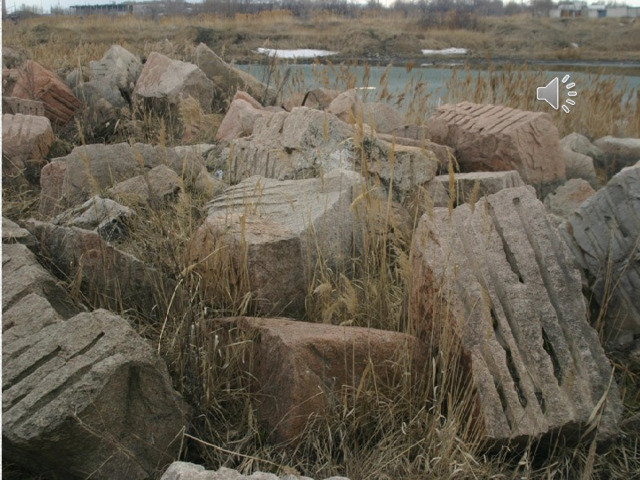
215, 316, 417, 346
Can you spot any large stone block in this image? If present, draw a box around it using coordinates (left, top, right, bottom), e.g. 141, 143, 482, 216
192, 43, 276, 106
411, 186, 621, 446
3, 309, 187, 479
426, 102, 565, 196
39, 143, 214, 216
5, 60, 81, 124
133, 52, 214, 114
89, 44, 142, 95
593, 136, 640, 177
25, 220, 176, 317
187, 170, 362, 316
213, 317, 427, 445
560, 162, 640, 346
2, 113, 53, 184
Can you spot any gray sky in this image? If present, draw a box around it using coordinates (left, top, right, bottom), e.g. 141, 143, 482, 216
5, 0, 640, 15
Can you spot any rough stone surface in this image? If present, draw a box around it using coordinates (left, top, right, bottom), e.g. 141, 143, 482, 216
593, 136, 640, 177
25, 220, 176, 317
426, 102, 565, 196
109, 164, 183, 207
215, 94, 272, 142
363, 138, 439, 200
2, 217, 36, 248
89, 44, 142, 95
2, 113, 53, 185
2, 96, 45, 116
192, 43, 275, 106
362, 102, 405, 134
560, 133, 603, 162
2, 242, 80, 322
411, 186, 621, 445
431, 170, 524, 206
3, 309, 187, 480
133, 52, 215, 114
2, 46, 27, 69
5, 60, 81, 124
39, 143, 214, 216
2, 113, 53, 161
187, 170, 362, 316
214, 107, 355, 183
560, 162, 640, 346
160, 462, 344, 480
327, 89, 363, 124
52, 196, 134, 241
562, 148, 597, 189
213, 317, 427, 445
544, 178, 595, 218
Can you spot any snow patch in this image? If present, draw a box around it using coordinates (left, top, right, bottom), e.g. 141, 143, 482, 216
422, 48, 468, 55
256, 48, 338, 59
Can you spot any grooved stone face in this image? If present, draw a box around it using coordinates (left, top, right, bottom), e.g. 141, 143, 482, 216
411, 186, 621, 445
426, 102, 565, 196
5, 60, 81, 125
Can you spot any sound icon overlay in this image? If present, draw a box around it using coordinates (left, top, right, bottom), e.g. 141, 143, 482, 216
536, 75, 578, 114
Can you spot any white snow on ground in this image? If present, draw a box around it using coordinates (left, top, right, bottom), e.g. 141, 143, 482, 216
422, 48, 468, 55
256, 48, 338, 59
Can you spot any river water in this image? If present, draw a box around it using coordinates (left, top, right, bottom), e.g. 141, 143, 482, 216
238, 61, 640, 112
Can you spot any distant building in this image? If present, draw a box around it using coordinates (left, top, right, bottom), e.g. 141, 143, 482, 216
550, 2, 639, 18
70, 2, 133, 15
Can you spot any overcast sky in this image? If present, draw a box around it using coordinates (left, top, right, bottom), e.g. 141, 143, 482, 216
4, 0, 640, 16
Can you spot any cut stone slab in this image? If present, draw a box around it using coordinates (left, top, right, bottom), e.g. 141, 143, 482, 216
2, 217, 36, 248
215, 93, 273, 142
559, 162, 640, 346
431, 170, 524, 206
2, 113, 53, 185
2, 242, 80, 321
411, 186, 621, 446
426, 102, 565, 196
192, 43, 276, 106
562, 148, 597, 189
109, 164, 183, 207
560, 133, 603, 163
363, 138, 439, 200
134, 51, 215, 114
362, 102, 405, 134
39, 143, 215, 216
213, 317, 428, 445
187, 169, 363, 316
6, 60, 81, 124
89, 44, 142, 95
593, 136, 640, 177
2, 308, 187, 480
52, 195, 134, 241
544, 178, 595, 218
2, 96, 45, 116
25, 220, 177, 317
215, 107, 356, 183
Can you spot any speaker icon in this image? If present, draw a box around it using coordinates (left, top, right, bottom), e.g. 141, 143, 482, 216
536, 75, 578, 114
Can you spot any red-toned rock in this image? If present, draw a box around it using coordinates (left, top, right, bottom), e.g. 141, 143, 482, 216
6, 60, 81, 125
426, 102, 565, 196
212, 316, 428, 445
215, 92, 272, 142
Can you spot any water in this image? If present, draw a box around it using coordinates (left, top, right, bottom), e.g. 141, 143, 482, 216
238, 62, 640, 111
